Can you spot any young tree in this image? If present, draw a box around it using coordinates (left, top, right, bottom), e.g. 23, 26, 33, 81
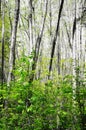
28, 0, 33, 54
30, 0, 48, 81
1, 0, 5, 84
7, 0, 20, 85
48, 0, 64, 78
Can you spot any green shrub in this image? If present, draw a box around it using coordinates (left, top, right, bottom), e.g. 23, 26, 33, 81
0, 57, 86, 130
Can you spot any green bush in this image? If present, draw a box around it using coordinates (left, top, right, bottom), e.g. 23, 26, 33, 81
0, 56, 86, 130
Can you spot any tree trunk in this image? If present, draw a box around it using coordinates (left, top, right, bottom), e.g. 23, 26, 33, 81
72, 0, 77, 92
28, 0, 33, 54
0, 0, 1, 18
48, 0, 64, 78
49, 0, 52, 37
7, 0, 20, 85
1, 0, 5, 84
30, 0, 48, 81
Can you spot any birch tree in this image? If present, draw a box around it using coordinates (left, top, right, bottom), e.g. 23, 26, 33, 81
48, 0, 64, 78
1, 0, 5, 84
30, 0, 48, 81
28, 0, 33, 54
7, 0, 20, 85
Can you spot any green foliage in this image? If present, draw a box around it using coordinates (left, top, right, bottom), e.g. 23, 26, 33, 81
0, 57, 86, 130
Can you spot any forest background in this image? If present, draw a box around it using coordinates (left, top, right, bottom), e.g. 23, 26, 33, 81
0, 0, 86, 129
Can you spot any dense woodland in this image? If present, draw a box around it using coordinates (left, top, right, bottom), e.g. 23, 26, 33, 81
0, 0, 86, 129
